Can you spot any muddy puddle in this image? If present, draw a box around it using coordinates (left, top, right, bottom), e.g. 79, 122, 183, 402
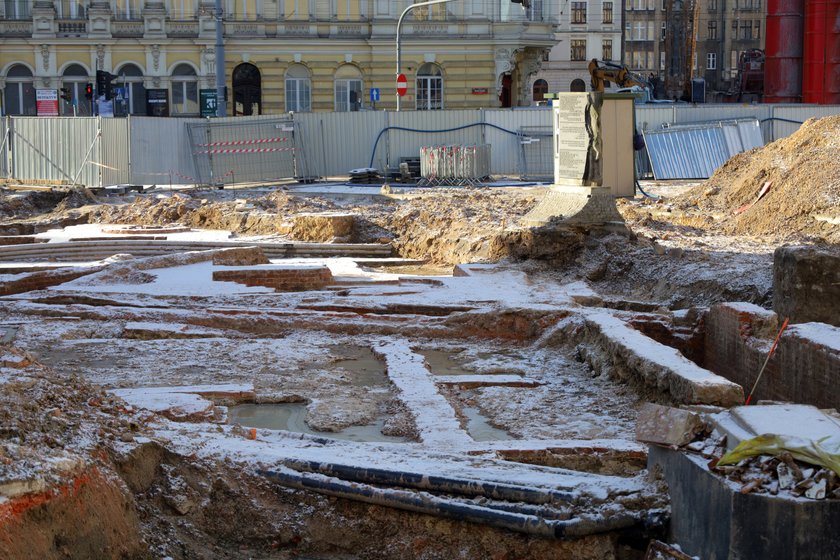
328, 344, 388, 386
417, 348, 519, 377
227, 402, 406, 443
463, 405, 512, 441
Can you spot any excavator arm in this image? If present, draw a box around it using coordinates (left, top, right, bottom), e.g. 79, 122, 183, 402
587, 59, 651, 92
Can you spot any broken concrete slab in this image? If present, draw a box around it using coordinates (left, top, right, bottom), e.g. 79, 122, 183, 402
635, 403, 705, 447
711, 404, 840, 451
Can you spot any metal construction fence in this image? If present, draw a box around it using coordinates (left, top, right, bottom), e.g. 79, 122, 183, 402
0, 103, 838, 187
419, 144, 491, 186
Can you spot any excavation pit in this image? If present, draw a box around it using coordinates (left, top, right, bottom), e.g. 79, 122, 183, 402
227, 402, 408, 443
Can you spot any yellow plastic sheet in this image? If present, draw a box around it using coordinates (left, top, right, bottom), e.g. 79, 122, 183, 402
717, 434, 840, 477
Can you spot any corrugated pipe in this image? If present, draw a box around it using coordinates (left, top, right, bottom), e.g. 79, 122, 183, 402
259, 465, 651, 539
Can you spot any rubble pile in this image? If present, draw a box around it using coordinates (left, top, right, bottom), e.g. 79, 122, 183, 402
674, 115, 840, 242
681, 434, 840, 501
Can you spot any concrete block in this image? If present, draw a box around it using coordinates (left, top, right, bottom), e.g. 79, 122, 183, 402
774, 246, 840, 327
635, 403, 705, 446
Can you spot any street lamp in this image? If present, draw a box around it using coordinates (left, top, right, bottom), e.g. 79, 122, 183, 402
396, 0, 530, 111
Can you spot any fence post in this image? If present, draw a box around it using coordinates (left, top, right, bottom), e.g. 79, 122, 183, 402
126, 114, 132, 185
97, 116, 103, 188
384, 110, 391, 173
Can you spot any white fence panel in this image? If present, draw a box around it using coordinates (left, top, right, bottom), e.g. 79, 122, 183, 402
635, 106, 675, 133
11, 117, 99, 185
771, 105, 840, 141
484, 108, 552, 176
129, 117, 197, 185
100, 117, 131, 186
386, 110, 480, 172
674, 105, 774, 142
294, 111, 388, 177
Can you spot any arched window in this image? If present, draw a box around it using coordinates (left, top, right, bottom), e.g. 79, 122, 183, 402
114, 64, 146, 115
3, 65, 36, 115
416, 63, 443, 111
285, 64, 311, 112
570, 78, 587, 92
61, 64, 91, 116
170, 63, 198, 115
334, 64, 362, 112
532, 79, 548, 102
233, 63, 261, 116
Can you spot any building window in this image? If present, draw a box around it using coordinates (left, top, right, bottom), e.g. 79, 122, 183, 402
602, 39, 613, 61
416, 63, 443, 111
707, 52, 717, 70
3, 64, 36, 115
527, 0, 544, 22
709, 0, 717, 9
285, 64, 311, 112
334, 64, 362, 112
115, 63, 147, 115
571, 39, 587, 61
571, 2, 586, 24
602, 2, 612, 23
708, 21, 717, 39
170, 63, 198, 115
660, 21, 666, 40
754, 20, 761, 39
532, 79, 548, 102
740, 20, 752, 39
4, 0, 32, 19
233, 62, 262, 116
570, 78, 586, 92
61, 63, 92, 116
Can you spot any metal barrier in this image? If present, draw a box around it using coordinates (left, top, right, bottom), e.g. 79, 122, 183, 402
0, 117, 9, 179
419, 144, 491, 186
186, 116, 310, 185
517, 126, 553, 181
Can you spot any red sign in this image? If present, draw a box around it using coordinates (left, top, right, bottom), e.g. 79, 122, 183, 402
471, 88, 489, 95
36, 89, 60, 116
396, 74, 408, 97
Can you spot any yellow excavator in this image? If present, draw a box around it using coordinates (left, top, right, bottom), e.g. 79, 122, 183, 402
587, 59, 656, 102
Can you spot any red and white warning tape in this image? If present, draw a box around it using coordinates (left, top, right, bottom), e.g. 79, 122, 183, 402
197, 137, 289, 147
193, 147, 297, 155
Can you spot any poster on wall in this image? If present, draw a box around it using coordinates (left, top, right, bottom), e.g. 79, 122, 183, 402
200, 89, 217, 117
35, 89, 60, 116
146, 89, 169, 117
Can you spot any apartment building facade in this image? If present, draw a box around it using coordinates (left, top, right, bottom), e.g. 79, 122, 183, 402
623, 0, 764, 101
0, 0, 558, 116
532, 0, 623, 99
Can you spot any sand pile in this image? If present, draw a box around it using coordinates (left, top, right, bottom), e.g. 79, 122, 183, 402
674, 115, 840, 242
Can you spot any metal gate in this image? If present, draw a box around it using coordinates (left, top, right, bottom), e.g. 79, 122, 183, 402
186, 116, 311, 185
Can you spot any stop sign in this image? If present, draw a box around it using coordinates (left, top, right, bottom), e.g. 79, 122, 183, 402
396, 73, 408, 97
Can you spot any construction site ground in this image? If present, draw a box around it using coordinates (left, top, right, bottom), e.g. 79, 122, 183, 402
2, 117, 838, 560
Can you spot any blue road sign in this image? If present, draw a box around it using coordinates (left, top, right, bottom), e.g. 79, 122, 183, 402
113, 86, 127, 102
370, 88, 380, 102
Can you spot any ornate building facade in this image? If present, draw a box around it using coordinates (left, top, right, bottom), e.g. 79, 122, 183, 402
0, 0, 558, 116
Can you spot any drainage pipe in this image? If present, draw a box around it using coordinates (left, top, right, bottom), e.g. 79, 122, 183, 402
279, 458, 583, 506
259, 466, 649, 539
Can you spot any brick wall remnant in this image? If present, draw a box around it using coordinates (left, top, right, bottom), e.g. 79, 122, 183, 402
212, 246, 271, 266
774, 245, 840, 327
213, 265, 333, 292
704, 302, 840, 409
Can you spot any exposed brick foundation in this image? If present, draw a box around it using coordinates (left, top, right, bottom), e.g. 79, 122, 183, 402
213, 266, 333, 292
704, 303, 840, 409
0, 236, 48, 245
0, 267, 103, 296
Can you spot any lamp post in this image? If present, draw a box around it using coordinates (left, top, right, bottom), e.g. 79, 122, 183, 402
214, 0, 226, 117
396, 0, 457, 111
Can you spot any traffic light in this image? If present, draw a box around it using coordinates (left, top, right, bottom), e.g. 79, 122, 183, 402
511, 0, 531, 7
85, 83, 93, 100
60, 87, 71, 102
95, 70, 115, 100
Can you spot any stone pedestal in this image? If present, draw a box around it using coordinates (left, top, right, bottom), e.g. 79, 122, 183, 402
521, 186, 624, 228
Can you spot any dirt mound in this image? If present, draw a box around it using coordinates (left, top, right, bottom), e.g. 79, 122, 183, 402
674, 115, 840, 242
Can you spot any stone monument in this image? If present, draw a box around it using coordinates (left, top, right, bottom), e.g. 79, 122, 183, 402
522, 92, 625, 229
